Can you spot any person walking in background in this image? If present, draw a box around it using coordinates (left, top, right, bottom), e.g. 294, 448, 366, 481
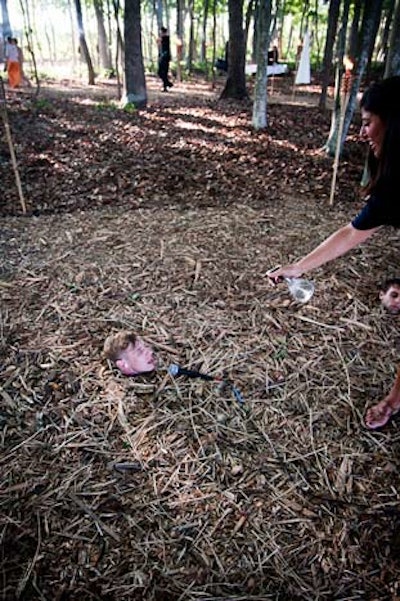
5, 37, 22, 89
157, 26, 173, 92
268, 76, 400, 430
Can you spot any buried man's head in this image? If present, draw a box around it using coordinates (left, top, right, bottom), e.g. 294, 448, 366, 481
103, 331, 157, 376
379, 278, 400, 315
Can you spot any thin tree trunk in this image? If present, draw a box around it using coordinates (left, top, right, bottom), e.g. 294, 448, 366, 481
318, 0, 340, 111
19, 0, 40, 96
123, 0, 147, 108
94, 0, 112, 72
324, 0, 350, 151
74, 0, 96, 84
0, 0, 12, 44
155, 0, 163, 30
176, 0, 184, 82
244, 0, 255, 60
325, 0, 384, 157
379, 0, 395, 64
187, 0, 194, 73
385, 0, 400, 76
348, 0, 362, 59
68, 0, 77, 72
252, 0, 259, 62
112, 0, 124, 98
220, 0, 248, 99
200, 0, 209, 64
211, 0, 217, 87
252, 0, 272, 129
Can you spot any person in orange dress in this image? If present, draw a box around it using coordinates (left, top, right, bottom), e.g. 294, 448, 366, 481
6, 37, 22, 89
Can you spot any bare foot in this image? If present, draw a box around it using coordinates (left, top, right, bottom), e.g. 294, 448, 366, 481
365, 397, 400, 429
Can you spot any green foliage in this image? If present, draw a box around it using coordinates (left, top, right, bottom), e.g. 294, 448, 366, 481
190, 60, 210, 76
33, 98, 53, 110
123, 102, 137, 114
102, 68, 116, 79
95, 100, 118, 111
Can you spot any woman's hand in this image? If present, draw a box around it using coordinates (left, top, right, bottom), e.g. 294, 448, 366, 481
267, 264, 304, 284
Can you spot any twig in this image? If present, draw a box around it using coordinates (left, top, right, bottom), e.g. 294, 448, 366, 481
0, 77, 26, 213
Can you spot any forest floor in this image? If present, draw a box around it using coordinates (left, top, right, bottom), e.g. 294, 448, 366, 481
1, 72, 400, 601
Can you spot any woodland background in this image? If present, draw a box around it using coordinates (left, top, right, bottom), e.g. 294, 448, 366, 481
1, 1, 400, 601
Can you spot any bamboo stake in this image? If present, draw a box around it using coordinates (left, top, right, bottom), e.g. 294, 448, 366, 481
0, 76, 27, 214
329, 57, 354, 206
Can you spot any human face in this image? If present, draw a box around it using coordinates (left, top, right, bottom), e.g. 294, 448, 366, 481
116, 339, 157, 375
360, 109, 386, 158
380, 285, 400, 315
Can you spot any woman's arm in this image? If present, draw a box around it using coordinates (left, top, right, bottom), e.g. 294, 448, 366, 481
268, 222, 379, 280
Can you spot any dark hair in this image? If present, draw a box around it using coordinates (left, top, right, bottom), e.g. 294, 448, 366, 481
379, 278, 400, 293
360, 76, 400, 192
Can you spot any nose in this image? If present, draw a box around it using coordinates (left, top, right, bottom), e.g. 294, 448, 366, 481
359, 124, 367, 139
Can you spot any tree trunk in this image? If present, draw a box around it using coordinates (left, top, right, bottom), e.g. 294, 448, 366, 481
348, 0, 362, 59
318, 0, 340, 111
325, 0, 384, 157
123, 0, 147, 109
220, 0, 248, 100
252, 0, 272, 130
379, 0, 395, 65
211, 0, 217, 87
252, 0, 259, 62
176, 0, 184, 82
277, 0, 286, 58
112, 0, 124, 98
384, 0, 400, 77
0, 0, 11, 41
74, 0, 96, 84
94, 0, 112, 72
244, 0, 255, 61
155, 0, 163, 31
187, 0, 195, 73
365, 0, 384, 81
200, 0, 209, 64
324, 0, 350, 151
68, 0, 78, 71
299, 0, 310, 40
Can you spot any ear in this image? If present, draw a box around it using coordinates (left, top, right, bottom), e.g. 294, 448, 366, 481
116, 358, 127, 374
379, 291, 385, 300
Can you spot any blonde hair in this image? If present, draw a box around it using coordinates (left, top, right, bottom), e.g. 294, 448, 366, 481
103, 331, 137, 362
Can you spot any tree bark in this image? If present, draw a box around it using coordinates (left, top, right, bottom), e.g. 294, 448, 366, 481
348, 0, 362, 59
244, 0, 255, 54
94, 0, 112, 72
74, 0, 96, 84
380, 0, 395, 66
0, 0, 11, 43
318, 0, 340, 111
123, 0, 147, 109
176, 0, 184, 82
200, 0, 209, 63
252, 0, 272, 129
220, 0, 248, 100
324, 0, 384, 157
384, 0, 400, 77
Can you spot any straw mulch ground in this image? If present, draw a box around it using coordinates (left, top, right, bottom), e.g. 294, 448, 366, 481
1, 74, 400, 601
